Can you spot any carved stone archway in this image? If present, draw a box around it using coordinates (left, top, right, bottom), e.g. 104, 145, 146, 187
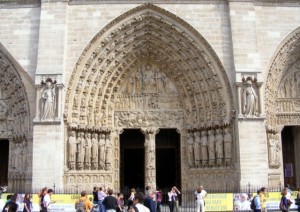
0, 43, 33, 192
64, 4, 235, 191
265, 26, 300, 186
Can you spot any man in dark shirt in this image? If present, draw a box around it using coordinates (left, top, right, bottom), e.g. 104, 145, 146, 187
144, 191, 156, 212
102, 189, 118, 212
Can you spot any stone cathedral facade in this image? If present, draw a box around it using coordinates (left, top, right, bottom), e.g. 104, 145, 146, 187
0, 0, 300, 192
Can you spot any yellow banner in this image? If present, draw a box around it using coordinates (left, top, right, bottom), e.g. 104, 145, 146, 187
31, 194, 94, 204
205, 193, 233, 211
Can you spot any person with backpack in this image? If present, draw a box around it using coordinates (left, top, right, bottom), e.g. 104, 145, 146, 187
251, 190, 262, 212
75, 191, 93, 212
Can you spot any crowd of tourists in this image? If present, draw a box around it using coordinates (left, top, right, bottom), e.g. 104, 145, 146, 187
1, 185, 300, 212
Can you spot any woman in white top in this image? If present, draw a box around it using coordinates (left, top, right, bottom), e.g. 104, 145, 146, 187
194, 186, 207, 212
168, 187, 177, 212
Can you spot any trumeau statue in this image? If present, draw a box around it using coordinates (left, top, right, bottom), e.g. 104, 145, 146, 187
242, 79, 258, 116
187, 132, 194, 167
68, 131, 77, 170
41, 80, 56, 119
144, 132, 155, 170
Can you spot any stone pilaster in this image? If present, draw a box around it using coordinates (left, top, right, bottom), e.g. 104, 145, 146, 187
141, 128, 159, 189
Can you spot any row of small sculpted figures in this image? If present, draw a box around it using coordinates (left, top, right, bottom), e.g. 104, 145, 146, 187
188, 158, 232, 168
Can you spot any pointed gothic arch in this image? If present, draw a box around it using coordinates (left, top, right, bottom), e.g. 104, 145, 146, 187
65, 3, 234, 127
0, 42, 33, 192
64, 3, 236, 191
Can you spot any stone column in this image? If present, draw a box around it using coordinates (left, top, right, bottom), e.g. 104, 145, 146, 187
141, 128, 159, 189
34, 85, 42, 121
236, 82, 243, 116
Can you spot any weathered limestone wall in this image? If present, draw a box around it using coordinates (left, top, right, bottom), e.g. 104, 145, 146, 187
0, 7, 40, 79
237, 119, 269, 186
32, 125, 64, 189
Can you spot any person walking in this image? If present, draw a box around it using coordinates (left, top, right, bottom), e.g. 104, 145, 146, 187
23, 193, 33, 212
42, 189, 54, 212
130, 192, 150, 212
75, 191, 93, 212
194, 185, 207, 212
280, 188, 289, 212
102, 189, 118, 212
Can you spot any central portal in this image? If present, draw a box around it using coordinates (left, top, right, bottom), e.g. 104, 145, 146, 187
120, 128, 181, 191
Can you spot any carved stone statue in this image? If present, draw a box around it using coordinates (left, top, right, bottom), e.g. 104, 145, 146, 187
207, 129, 215, 166
242, 80, 258, 116
193, 132, 201, 167
91, 133, 98, 170
215, 129, 223, 166
144, 132, 155, 169
105, 134, 113, 170
20, 137, 27, 170
84, 132, 92, 169
41, 80, 56, 119
68, 131, 77, 170
187, 132, 194, 167
77, 132, 85, 170
223, 127, 232, 166
268, 133, 281, 168
200, 131, 208, 167
99, 133, 106, 169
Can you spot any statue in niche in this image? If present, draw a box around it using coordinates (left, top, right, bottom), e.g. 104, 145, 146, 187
10, 142, 16, 168
187, 132, 194, 167
105, 134, 113, 170
91, 133, 99, 170
98, 133, 106, 169
215, 129, 223, 166
77, 132, 85, 170
68, 131, 77, 170
223, 127, 232, 166
268, 134, 281, 167
193, 132, 201, 167
242, 79, 258, 116
84, 132, 92, 169
144, 132, 155, 169
207, 130, 215, 167
41, 80, 56, 119
156, 71, 166, 93
200, 131, 208, 167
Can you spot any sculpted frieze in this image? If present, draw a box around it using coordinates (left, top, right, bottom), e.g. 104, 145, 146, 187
114, 110, 184, 128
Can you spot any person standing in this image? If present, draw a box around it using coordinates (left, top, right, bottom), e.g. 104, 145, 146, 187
98, 187, 107, 212
42, 189, 54, 212
194, 185, 207, 212
173, 186, 181, 212
127, 188, 136, 211
116, 193, 125, 212
296, 188, 300, 212
93, 187, 99, 205
254, 190, 262, 212
168, 187, 177, 212
259, 187, 267, 212
144, 191, 155, 212
23, 193, 32, 212
156, 189, 162, 212
75, 191, 93, 212
102, 189, 118, 212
